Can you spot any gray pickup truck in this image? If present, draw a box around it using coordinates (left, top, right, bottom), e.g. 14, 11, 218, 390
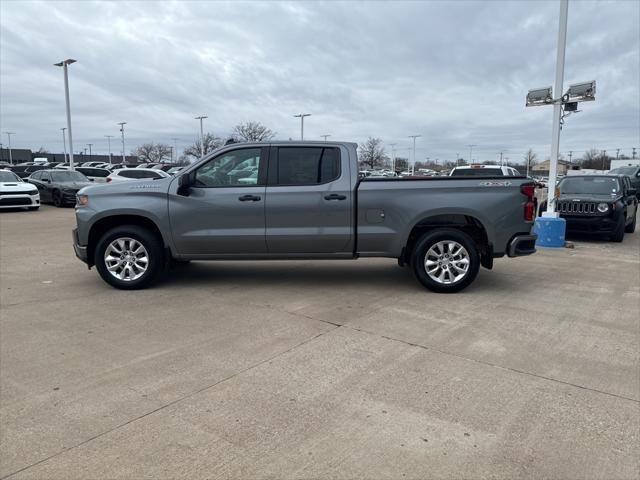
73, 142, 536, 293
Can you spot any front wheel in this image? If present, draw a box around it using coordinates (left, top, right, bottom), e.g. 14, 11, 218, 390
610, 215, 625, 242
52, 190, 64, 207
411, 229, 480, 293
624, 212, 636, 233
94, 225, 165, 289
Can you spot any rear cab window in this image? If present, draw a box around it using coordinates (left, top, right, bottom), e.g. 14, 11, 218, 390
451, 167, 504, 176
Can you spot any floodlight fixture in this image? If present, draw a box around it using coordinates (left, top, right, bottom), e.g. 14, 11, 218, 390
526, 86, 553, 107
563, 80, 595, 103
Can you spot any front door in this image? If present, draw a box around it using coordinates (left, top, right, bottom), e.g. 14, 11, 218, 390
168, 147, 268, 255
265, 145, 353, 254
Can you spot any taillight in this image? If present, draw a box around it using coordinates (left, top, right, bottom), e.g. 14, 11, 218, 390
106, 177, 112, 183
521, 183, 535, 221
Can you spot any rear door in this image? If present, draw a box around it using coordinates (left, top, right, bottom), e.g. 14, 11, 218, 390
265, 145, 353, 253
168, 146, 268, 255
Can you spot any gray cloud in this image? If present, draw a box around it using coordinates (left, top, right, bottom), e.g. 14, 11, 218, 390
1, 0, 638, 162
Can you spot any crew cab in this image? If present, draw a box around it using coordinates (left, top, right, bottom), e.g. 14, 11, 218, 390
544, 174, 637, 242
73, 142, 537, 292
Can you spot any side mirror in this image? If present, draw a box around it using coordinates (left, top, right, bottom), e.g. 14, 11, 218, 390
177, 172, 193, 196
43, 178, 50, 183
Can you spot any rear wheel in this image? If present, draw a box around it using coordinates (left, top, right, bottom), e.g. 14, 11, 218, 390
94, 225, 165, 289
624, 212, 636, 233
411, 228, 480, 293
52, 190, 63, 207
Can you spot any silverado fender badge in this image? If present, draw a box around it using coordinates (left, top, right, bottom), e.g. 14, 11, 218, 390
479, 181, 512, 187
130, 185, 162, 189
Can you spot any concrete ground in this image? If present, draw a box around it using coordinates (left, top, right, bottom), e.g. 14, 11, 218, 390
1, 205, 638, 479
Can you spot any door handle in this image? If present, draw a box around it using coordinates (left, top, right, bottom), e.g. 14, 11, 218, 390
324, 194, 346, 201
238, 194, 261, 202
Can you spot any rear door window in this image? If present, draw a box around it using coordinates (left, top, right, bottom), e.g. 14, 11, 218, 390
276, 147, 340, 185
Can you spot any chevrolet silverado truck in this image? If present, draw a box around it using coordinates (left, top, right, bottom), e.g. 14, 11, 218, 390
73, 142, 537, 293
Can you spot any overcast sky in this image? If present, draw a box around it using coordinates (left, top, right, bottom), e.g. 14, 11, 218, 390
1, 0, 638, 163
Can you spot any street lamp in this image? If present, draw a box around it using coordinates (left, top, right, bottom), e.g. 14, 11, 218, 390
408, 135, 421, 175
294, 113, 311, 140
54, 58, 76, 170
3, 132, 15, 164
321, 134, 331, 141
105, 135, 114, 164
117, 122, 127, 163
389, 143, 397, 172
87, 143, 93, 159
194, 116, 207, 159
466, 144, 477, 164
171, 138, 179, 163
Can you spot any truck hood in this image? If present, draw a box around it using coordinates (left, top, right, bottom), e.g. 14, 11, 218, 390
78, 177, 172, 196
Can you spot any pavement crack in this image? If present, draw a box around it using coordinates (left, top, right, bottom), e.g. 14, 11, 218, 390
0, 325, 340, 480
345, 324, 640, 405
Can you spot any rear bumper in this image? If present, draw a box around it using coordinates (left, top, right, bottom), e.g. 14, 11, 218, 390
507, 234, 537, 257
72, 228, 89, 265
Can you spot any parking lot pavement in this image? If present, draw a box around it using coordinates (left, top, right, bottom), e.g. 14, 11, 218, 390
1, 205, 638, 479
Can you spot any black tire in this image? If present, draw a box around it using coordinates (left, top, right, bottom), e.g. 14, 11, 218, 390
411, 228, 480, 293
52, 190, 63, 207
624, 212, 636, 233
27, 206, 39, 211
610, 215, 625, 242
94, 225, 165, 290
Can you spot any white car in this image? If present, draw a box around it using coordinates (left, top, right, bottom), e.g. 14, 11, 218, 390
449, 165, 521, 177
0, 169, 40, 210
106, 168, 171, 183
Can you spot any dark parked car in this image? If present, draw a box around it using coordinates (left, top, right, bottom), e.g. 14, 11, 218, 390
543, 175, 637, 242
9, 165, 48, 178
28, 169, 93, 207
609, 165, 640, 197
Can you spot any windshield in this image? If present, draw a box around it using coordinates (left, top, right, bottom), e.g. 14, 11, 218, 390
0, 171, 21, 182
451, 168, 503, 176
559, 176, 620, 195
609, 166, 637, 175
50, 171, 89, 182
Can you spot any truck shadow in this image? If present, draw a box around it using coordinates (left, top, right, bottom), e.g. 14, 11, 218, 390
160, 260, 500, 293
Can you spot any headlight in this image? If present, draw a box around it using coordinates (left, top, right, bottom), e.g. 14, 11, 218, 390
77, 194, 89, 206
597, 203, 608, 213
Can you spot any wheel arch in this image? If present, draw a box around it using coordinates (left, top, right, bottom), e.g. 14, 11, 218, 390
402, 214, 491, 267
87, 214, 167, 267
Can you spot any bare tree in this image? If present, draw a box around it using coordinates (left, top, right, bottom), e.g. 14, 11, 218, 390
232, 121, 276, 142
580, 148, 609, 169
359, 137, 388, 170
523, 148, 537, 176
183, 133, 223, 161
132, 143, 173, 163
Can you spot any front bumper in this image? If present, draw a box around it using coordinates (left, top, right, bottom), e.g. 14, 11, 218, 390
507, 234, 537, 257
60, 190, 79, 205
72, 228, 89, 265
0, 193, 40, 209
562, 214, 619, 233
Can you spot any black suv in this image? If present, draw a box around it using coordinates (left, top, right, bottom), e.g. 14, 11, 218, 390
609, 165, 640, 197
545, 175, 637, 242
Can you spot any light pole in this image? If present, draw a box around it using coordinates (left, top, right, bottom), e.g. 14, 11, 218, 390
61, 128, 68, 162
171, 138, 179, 163
4, 132, 15, 164
117, 122, 127, 163
545, 0, 569, 215
321, 134, 331, 141
194, 116, 207, 159
105, 135, 113, 164
408, 135, 421, 175
466, 144, 477, 164
87, 143, 93, 159
456, 152, 460, 167
294, 113, 311, 140
389, 143, 397, 172
54, 59, 76, 170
